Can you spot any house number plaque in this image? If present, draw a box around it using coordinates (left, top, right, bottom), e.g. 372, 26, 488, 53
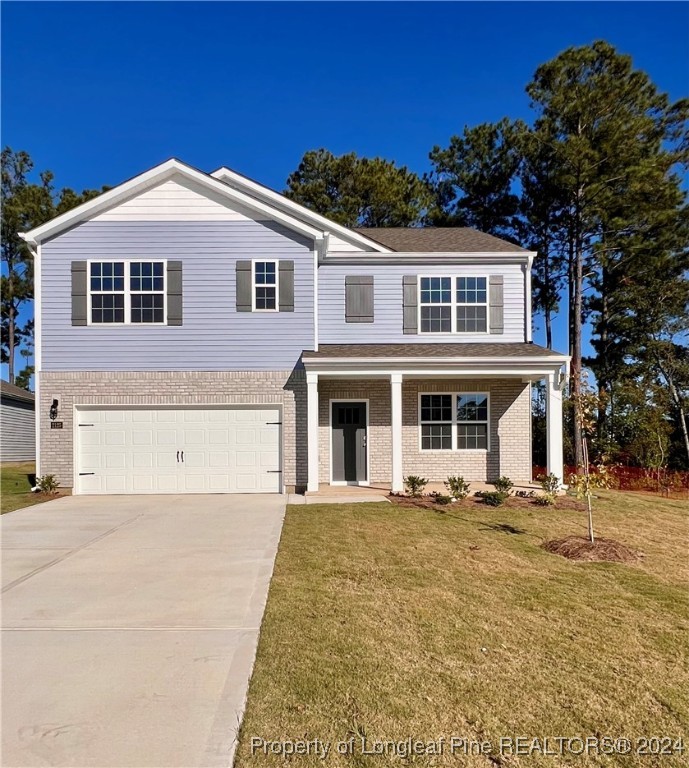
50, 422, 64, 430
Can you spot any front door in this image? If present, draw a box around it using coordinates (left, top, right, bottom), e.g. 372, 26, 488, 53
331, 402, 367, 483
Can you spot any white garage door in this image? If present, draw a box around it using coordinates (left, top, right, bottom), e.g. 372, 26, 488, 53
76, 407, 281, 494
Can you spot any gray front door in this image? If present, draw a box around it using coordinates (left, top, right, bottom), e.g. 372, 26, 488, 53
332, 402, 367, 483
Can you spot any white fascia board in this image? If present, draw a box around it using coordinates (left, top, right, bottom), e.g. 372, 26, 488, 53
211, 166, 391, 253
323, 251, 533, 265
302, 356, 570, 376
21, 159, 323, 244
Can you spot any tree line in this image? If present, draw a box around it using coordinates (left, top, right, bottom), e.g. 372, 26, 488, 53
284, 41, 689, 471
2, 41, 687, 469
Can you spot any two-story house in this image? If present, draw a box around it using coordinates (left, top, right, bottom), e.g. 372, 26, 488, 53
21, 159, 569, 496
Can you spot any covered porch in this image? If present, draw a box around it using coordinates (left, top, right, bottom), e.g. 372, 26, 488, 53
302, 344, 570, 494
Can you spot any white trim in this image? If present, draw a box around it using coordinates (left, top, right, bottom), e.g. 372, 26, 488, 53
86, 259, 167, 326
72, 402, 285, 495
417, 391, 490, 453
524, 262, 533, 342
33, 241, 42, 476
323, 251, 534, 266
306, 372, 319, 493
250, 259, 279, 313
329, 398, 370, 486
210, 166, 391, 253
545, 372, 565, 488
390, 373, 403, 493
20, 159, 323, 245
418, 275, 489, 335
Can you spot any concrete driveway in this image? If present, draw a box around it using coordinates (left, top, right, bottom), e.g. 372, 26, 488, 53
1, 494, 285, 768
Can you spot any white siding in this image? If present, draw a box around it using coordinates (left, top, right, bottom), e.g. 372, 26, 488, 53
318, 263, 527, 344
327, 235, 368, 253
90, 179, 259, 222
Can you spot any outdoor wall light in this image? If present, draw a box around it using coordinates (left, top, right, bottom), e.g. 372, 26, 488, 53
49, 399, 59, 421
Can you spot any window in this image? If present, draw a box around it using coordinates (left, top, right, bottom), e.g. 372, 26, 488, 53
90, 262, 125, 323
456, 277, 487, 332
457, 393, 489, 449
89, 261, 165, 324
419, 276, 488, 333
419, 392, 489, 451
420, 394, 453, 450
253, 261, 277, 311
419, 277, 451, 333
130, 262, 165, 323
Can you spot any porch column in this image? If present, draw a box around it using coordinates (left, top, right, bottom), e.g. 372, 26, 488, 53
390, 373, 404, 493
546, 371, 565, 486
307, 372, 319, 493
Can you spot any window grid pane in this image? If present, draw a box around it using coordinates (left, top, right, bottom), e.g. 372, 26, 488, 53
457, 306, 487, 333
457, 394, 488, 423
91, 293, 125, 324
457, 277, 487, 304
420, 306, 451, 333
457, 423, 488, 450
421, 424, 453, 450
131, 293, 164, 323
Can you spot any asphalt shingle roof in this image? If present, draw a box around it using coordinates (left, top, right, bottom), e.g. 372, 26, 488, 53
0, 380, 35, 403
352, 227, 527, 253
302, 343, 565, 359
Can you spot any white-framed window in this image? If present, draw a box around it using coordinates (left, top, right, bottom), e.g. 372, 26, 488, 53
419, 276, 488, 333
456, 277, 488, 333
252, 260, 278, 311
419, 392, 489, 451
88, 260, 166, 325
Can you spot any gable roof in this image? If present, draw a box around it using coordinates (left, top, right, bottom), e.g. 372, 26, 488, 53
20, 159, 389, 252
353, 227, 527, 253
1, 380, 35, 404
211, 166, 390, 252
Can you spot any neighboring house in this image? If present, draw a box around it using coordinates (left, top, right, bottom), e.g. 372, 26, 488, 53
0, 381, 36, 462
21, 159, 569, 495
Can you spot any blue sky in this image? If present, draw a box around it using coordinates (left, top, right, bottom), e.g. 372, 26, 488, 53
2, 0, 688, 364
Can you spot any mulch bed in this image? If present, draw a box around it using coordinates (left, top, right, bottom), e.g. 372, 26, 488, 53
388, 493, 584, 512
542, 536, 640, 563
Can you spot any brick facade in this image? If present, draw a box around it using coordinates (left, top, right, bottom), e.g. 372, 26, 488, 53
39, 371, 530, 492
38, 370, 307, 490
317, 378, 531, 485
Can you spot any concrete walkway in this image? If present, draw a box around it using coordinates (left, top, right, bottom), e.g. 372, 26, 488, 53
1, 494, 285, 768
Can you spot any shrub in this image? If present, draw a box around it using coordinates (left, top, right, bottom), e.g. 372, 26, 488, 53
37, 474, 60, 494
534, 493, 556, 506
482, 491, 508, 507
493, 476, 514, 495
445, 475, 470, 500
404, 475, 428, 497
537, 473, 560, 494
434, 494, 452, 505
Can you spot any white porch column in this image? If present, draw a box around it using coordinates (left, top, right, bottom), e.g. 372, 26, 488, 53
390, 373, 404, 493
546, 371, 565, 486
307, 372, 319, 493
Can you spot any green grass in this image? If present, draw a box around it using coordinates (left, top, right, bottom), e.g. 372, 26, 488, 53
1, 462, 65, 514
236, 491, 689, 767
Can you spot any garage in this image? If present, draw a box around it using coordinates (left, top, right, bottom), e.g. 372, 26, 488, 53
75, 406, 282, 494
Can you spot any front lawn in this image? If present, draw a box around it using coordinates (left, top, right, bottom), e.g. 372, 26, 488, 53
236, 491, 688, 767
0, 462, 66, 514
